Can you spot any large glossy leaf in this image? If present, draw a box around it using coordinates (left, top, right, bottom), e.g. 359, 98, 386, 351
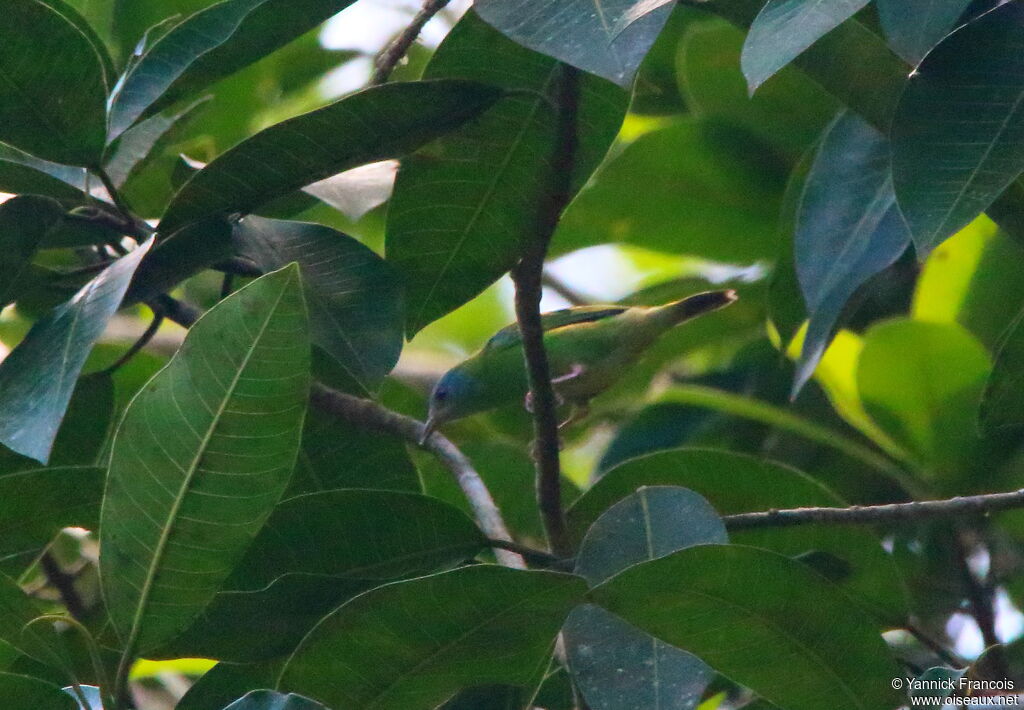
589, 545, 904, 710
0, 572, 61, 667
179, 662, 283, 710
792, 112, 911, 393
565, 487, 724, 710
234, 216, 403, 390
99, 265, 309, 654
0, 145, 88, 201
0, 197, 64, 309
741, 0, 871, 92
223, 691, 328, 710
279, 567, 586, 710
891, 3, 1024, 253
857, 319, 989, 475
386, 13, 627, 332
159, 80, 503, 235
677, 21, 837, 158
474, 0, 673, 87
39, 0, 115, 87
876, 0, 973, 64
108, 0, 357, 138
105, 100, 206, 188
0, 0, 107, 166
0, 240, 152, 464
569, 448, 910, 624
553, 119, 786, 261
159, 490, 487, 661
0, 673, 76, 710
0, 467, 103, 575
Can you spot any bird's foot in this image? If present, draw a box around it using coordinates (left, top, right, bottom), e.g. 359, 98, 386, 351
523, 364, 584, 413
559, 402, 590, 430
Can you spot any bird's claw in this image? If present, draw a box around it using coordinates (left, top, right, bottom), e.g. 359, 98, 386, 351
523, 363, 585, 413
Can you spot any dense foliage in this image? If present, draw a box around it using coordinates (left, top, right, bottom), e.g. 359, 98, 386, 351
2, 0, 1024, 709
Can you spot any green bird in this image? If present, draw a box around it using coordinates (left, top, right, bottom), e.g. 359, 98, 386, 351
421, 290, 737, 442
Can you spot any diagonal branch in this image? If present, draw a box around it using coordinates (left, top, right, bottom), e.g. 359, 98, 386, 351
371, 0, 452, 85
510, 64, 582, 559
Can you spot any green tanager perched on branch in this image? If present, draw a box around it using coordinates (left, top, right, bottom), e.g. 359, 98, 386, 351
422, 290, 737, 442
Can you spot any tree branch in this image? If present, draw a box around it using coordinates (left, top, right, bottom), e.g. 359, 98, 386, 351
153, 294, 526, 569
510, 64, 582, 559
371, 0, 452, 85
724, 489, 1024, 529
542, 271, 590, 306
99, 310, 165, 375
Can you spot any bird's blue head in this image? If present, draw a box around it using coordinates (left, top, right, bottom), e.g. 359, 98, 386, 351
421, 367, 478, 444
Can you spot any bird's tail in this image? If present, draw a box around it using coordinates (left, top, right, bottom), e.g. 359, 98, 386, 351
652, 289, 738, 327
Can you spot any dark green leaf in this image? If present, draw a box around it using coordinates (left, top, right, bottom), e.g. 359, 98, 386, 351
0, 240, 152, 463
678, 21, 838, 158
0, 673, 76, 710
566, 487, 724, 710
179, 662, 283, 710
792, 112, 910, 393
104, 100, 208, 188
0, 574, 60, 667
589, 545, 903, 710
741, 0, 871, 92
100, 265, 309, 654
124, 218, 234, 305
0, 0, 107, 166
0, 197, 65, 309
876, 0, 973, 64
553, 120, 786, 261
38, 0, 116, 87
569, 448, 910, 624
386, 13, 627, 332
891, 3, 1024, 252
227, 490, 486, 591
159, 80, 503, 235
0, 145, 88, 201
223, 691, 328, 710
234, 216, 404, 390
474, 0, 672, 87
857, 319, 990, 474
0, 467, 103, 576
108, 0, 358, 138
279, 567, 586, 710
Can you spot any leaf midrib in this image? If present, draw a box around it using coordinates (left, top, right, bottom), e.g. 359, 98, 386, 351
121, 276, 291, 656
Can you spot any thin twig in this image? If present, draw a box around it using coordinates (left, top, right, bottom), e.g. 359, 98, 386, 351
95, 168, 138, 227
153, 295, 526, 568
371, 0, 452, 85
542, 271, 590, 306
955, 530, 1009, 678
904, 621, 964, 669
485, 538, 572, 570
723, 489, 1024, 529
213, 256, 263, 277
39, 552, 86, 620
99, 311, 165, 375
511, 64, 582, 558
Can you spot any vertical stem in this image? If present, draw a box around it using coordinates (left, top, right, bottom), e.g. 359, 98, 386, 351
955, 530, 1009, 677
510, 64, 581, 558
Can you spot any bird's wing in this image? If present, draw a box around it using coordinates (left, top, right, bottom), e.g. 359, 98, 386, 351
483, 306, 628, 352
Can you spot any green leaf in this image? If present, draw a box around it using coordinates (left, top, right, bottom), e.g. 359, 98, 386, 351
792, 112, 910, 393
159, 80, 503, 235
0, 145, 88, 201
474, 0, 673, 87
983, 307, 1024, 433
677, 21, 838, 158
741, 0, 871, 92
876, 0, 972, 64
553, 119, 786, 261
0, 197, 64, 309
107, 0, 358, 138
589, 545, 903, 710
566, 487, 724, 710
0, 673, 76, 710
0, 467, 103, 576
179, 662, 283, 710
104, 100, 207, 188
223, 691, 328, 710
386, 13, 627, 332
0, 0, 107, 166
228, 490, 486, 591
279, 567, 586, 710
0, 240, 152, 464
569, 448, 910, 624
99, 265, 309, 654
857, 319, 990, 474
38, 0, 116, 87
891, 3, 1024, 253
234, 216, 404, 390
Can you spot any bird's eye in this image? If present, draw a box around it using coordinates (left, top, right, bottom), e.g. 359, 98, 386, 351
435, 389, 448, 401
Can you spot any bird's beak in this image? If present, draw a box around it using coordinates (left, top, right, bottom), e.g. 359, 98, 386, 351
419, 416, 438, 446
